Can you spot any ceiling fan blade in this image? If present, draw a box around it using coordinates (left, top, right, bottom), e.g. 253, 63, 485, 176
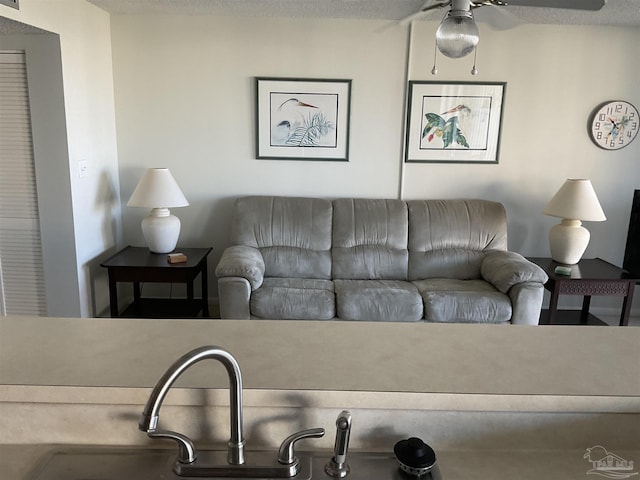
422, 0, 454, 13
398, 0, 451, 25
504, 0, 605, 11
473, 4, 522, 30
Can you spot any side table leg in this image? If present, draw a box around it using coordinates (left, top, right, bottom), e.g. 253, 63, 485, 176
581, 295, 591, 324
620, 282, 635, 326
108, 271, 119, 317
187, 280, 194, 302
133, 282, 141, 316
548, 286, 560, 324
201, 260, 210, 317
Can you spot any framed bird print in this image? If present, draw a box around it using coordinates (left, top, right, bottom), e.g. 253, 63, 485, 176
255, 77, 352, 161
404, 81, 506, 164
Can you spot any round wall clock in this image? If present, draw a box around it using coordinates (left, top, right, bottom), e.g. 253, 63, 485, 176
589, 100, 639, 150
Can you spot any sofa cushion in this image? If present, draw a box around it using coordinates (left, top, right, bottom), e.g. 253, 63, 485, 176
260, 246, 332, 280
407, 200, 508, 281
332, 198, 409, 280
334, 279, 423, 321
413, 278, 512, 323
231, 196, 333, 279
251, 278, 335, 320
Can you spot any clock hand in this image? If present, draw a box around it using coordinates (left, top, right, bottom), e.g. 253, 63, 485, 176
605, 117, 620, 141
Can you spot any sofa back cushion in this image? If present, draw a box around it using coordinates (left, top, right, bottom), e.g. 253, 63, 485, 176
332, 198, 409, 280
407, 199, 508, 280
231, 196, 333, 279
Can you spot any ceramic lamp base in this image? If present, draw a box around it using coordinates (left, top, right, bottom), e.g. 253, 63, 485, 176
141, 208, 181, 254
548, 218, 590, 265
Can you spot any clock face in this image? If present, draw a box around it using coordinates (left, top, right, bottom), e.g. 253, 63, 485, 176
589, 101, 639, 150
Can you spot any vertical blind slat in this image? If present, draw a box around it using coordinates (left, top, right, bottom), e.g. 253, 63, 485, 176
0, 51, 47, 316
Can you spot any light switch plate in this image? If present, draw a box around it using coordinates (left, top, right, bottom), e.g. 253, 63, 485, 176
78, 160, 89, 178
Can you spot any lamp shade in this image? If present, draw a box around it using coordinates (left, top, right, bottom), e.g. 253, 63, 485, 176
543, 179, 606, 222
127, 168, 189, 208
127, 168, 189, 254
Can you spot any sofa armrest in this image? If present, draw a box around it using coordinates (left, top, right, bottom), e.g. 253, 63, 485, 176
215, 245, 265, 290
481, 250, 549, 294
508, 282, 545, 325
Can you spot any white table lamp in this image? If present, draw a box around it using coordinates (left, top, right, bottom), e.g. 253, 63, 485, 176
543, 179, 606, 265
127, 168, 189, 254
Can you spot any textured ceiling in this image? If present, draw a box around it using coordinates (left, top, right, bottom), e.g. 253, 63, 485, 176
82, 0, 640, 26
0, 16, 50, 34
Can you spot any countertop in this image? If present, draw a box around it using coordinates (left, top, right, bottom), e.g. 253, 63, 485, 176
5, 445, 640, 480
1, 316, 639, 399
1, 316, 639, 479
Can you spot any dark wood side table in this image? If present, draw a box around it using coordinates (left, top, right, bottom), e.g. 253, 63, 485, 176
528, 257, 637, 326
100, 246, 212, 318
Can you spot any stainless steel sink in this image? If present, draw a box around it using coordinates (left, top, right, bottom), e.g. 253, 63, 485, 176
28, 447, 442, 480
28, 347, 442, 480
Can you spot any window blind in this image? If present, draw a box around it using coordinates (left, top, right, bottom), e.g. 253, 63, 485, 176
0, 51, 46, 316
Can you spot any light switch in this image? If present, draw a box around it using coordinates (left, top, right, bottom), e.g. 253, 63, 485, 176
79, 160, 89, 178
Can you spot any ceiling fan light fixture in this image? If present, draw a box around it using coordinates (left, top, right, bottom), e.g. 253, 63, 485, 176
435, 9, 479, 59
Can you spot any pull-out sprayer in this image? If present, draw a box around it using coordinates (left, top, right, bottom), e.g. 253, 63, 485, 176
324, 410, 352, 478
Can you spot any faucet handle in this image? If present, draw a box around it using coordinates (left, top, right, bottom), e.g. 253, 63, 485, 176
148, 429, 197, 464
277, 427, 325, 466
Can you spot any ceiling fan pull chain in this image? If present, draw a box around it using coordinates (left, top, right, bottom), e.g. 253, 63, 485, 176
431, 41, 439, 75
471, 46, 478, 75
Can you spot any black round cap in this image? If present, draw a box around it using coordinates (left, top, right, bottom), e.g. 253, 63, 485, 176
393, 437, 436, 469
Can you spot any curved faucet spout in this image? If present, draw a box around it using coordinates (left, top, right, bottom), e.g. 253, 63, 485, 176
139, 345, 245, 465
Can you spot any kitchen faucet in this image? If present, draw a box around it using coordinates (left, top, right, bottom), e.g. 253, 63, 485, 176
33, 346, 442, 479
139, 345, 244, 464
138, 345, 324, 478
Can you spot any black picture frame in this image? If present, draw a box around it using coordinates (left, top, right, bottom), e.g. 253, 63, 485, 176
405, 81, 506, 164
256, 77, 351, 161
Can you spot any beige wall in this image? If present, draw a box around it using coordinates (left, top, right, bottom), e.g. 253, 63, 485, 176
2, 2, 639, 316
111, 14, 640, 314
405, 22, 640, 261
0, 0, 121, 316
112, 16, 408, 248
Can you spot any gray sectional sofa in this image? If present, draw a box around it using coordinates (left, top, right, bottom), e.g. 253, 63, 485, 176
215, 196, 548, 324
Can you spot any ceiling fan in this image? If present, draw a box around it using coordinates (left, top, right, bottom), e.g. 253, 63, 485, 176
401, 0, 606, 59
